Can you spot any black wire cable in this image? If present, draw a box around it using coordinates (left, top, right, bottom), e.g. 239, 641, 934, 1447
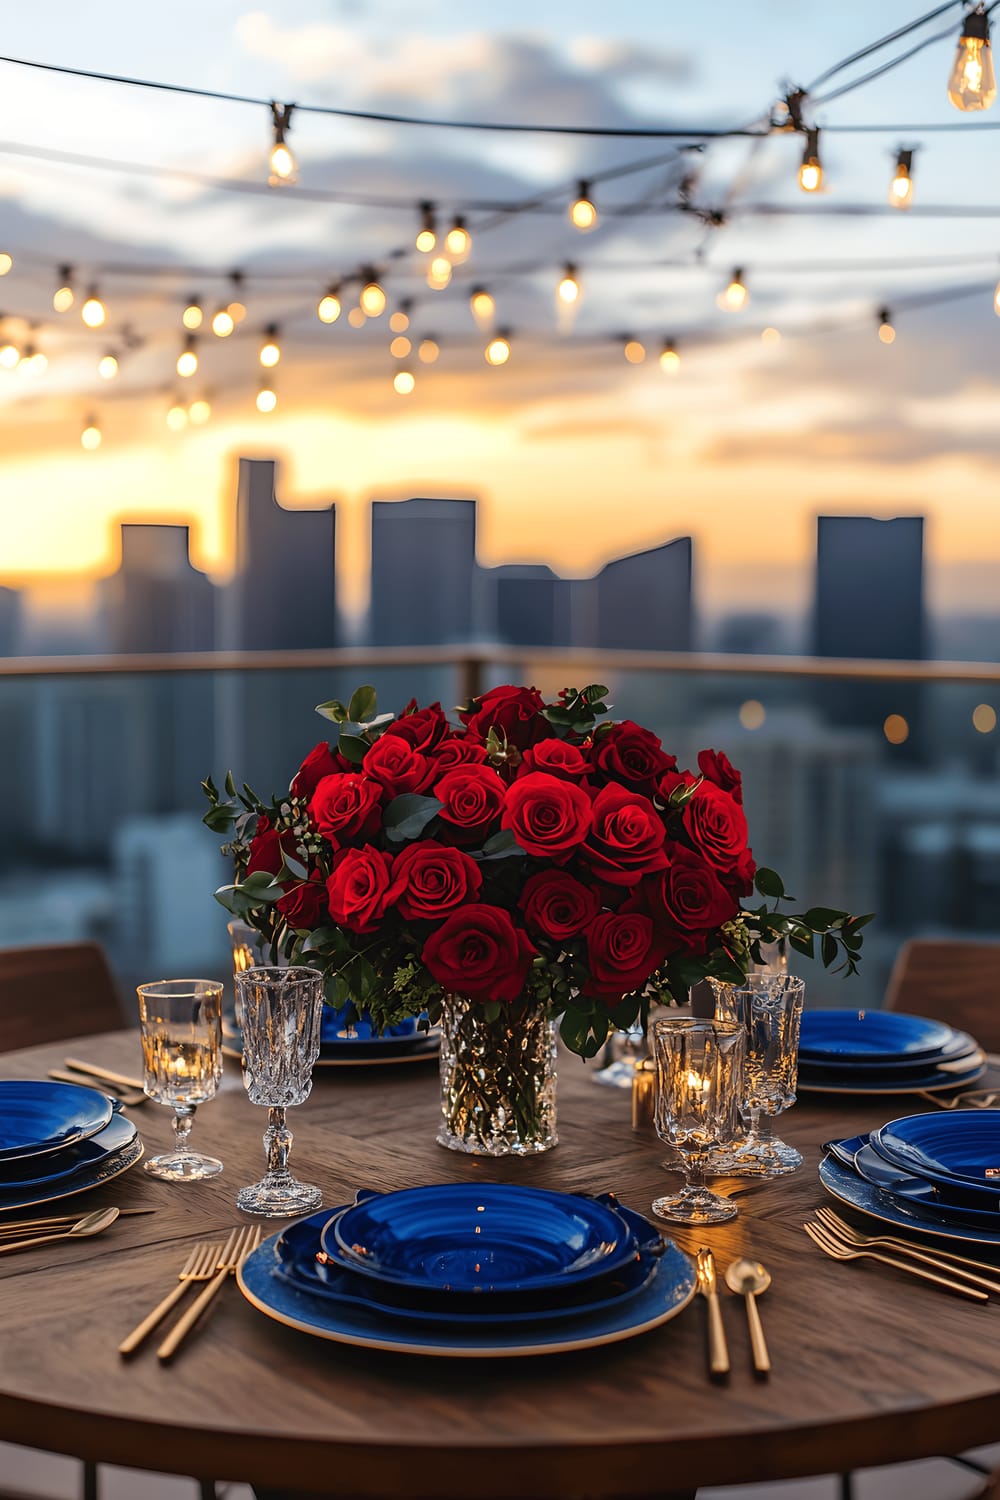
811, 21, 963, 105
805, 0, 963, 92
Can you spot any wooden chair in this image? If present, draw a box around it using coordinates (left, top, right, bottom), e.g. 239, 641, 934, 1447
0, 941, 126, 1053
883, 937, 1000, 1051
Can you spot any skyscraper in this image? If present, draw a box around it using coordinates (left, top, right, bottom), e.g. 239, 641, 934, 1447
481, 564, 574, 646
101, 523, 215, 653
369, 498, 477, 644
0, 586, 21, 655
588, 537, 693, 651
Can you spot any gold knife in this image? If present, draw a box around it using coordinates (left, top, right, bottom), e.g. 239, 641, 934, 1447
696, 1247, 730, 1380
63, 1058, 146, 1092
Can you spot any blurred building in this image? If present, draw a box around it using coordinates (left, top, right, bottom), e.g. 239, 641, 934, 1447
110, 813, 229, 977
0, 586, 21, 655
480, 564, 574, 646
586, 538, 693, 651
101, 523, 215, 653
369, 497, 477, 644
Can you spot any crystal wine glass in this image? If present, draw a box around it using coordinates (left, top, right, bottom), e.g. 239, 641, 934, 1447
234, 965, 324, 1216
137, 979, 224, 1181
709, 973, 805, 1177
651, 1017, 745, 1225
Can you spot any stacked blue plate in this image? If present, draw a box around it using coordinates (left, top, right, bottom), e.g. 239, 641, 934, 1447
798, 1009, 985, 1096
0, 1079, 144, 1214
224, 1008, 440, 1070
237, 1182, 698, 1358
821, 1110, 1000, 1249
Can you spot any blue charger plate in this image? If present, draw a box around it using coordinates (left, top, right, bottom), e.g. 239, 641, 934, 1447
798, 1032, 978, 1074
239, 1215, 697, 1358
800, 1010, 958, 1063
798, 1055, 986, 1096
0, 1080, 114, 1162
328, 1183, 634, 1295
851, 1142, 1000, 1221
0, 1111, 137, 1191
275, 1203, 662, 1325
873, 1110, 1000, 1191
0, 1134, 144, 1214
818, 1151, 1000, 1248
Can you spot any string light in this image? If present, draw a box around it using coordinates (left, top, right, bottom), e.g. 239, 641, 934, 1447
427, 255, 452, 290
569, 180, 598, 231
623, 338, 646, 364
166, 399, 188, 432
81, 286, 106, 328
80, 416, 101, 450
97, 352, 119, 379
948, 5, 996, 112
557, 263, 581, 305
761, 325, 782, 345
347, 306, 367, 328
20, 344, 46, 375
485, 330, 511, 366
659, 340, 680, 373
211, 304, 235, 337
227, 271, 247, 323
317, 285, 342, 323
176, 334, 199, 378
470, 287, 495, 329
268, 102, 297, 185
798, 128, 823, 193
389, 302, 412, 333
993, 276, 1000, 316
359, 273, 386, 317
182, 297, 203, 330
53, 266, 75, 313
418, 337, 440, 364
878, 306, 896, 343
390, 335, 411, 358
259, 324, 281, 367
256, 382, 278, 413
717, 268, 748, 312
889, 148, 914, 208
393, 369, 416, 395
0, 340, 20, 369
415, 202, 437, 253
0, 254, 12, 276
189, 397, 212, 425
445, 217, 472, 263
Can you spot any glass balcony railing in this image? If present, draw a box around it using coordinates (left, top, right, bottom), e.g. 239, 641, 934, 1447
2, 646, 998, 1010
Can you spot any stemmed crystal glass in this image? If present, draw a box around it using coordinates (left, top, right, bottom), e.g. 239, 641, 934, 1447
709, 973, 806, 1176
234, 966, 325, 1217
137, 979, 224, 1181
651, 1017, 745, 1225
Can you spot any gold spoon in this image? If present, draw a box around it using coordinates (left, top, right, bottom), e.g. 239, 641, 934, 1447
0, 1206, 120, 1255
724, 1257, 772, 1377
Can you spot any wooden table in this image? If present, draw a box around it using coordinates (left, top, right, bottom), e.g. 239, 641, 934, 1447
1, 1031, 999, 1499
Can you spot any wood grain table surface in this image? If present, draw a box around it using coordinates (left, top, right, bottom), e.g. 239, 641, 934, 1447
1, 1029, 998, 1498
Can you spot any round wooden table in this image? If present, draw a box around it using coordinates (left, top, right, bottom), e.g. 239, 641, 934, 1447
1, 1030, 998, 1499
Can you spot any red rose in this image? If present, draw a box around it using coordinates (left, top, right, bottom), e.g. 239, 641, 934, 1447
290, 742, 342, 799
519, 739, 590, 781
431, 737, 488, 773
697, 748, 743, 806
592, 721, 676, 792
386, 841, 482, 921
460, 684, 547, 749
383, 701, 450, 753
246, 816, 290, 877
362, 735, 433, 796
311, 774, 382, 843
502, 772, 593, 861
730, 846, 757, 897
655, 768, 699, 804
421, 903, 537, 1003
584, 911, 667, 1000
682, 781, 749, 873
326, 847, 394, 933
519, 869, 601, 940
580, 784, 668, 886
659, 847, 739, 938
435, 765, 506, 831
277, 869, 327, 930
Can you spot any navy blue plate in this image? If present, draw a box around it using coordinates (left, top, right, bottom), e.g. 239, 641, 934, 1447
798, 1033, 978, 1074
798, 1056, 986, 1096
276, 1203, 661, 1325
328, 1184, 634, 1295
874, 1110, 1000, 1190
851, 1142, 1000, 1221
0, 1080, 114, 1162
0, 1111, 137, 1191
818, 1151, 1000, 1248
0, 1134, 144, 1213
800, 1010, 958, 1063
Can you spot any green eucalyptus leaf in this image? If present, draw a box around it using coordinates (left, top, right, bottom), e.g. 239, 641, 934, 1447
281, 852, 309, 881
338, 733, 369, 764
383, 793, 442, 841
201, 775, 219, 801
315, 698, 349, 724
803, 906, 847, 931
478, 828, 526, 860
821, 933, 838, 967
348, 685, 378, 723
224, 770, 237, 797
754, 868, 786, 900
789, 931, 816, 959
669, 775, 704, 809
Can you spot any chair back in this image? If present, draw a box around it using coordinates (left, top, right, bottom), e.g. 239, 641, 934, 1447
884, 938, 1000, 1052
0, 941, 126, 1054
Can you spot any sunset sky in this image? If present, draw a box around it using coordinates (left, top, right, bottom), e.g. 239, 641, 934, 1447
1, 1, 998, 620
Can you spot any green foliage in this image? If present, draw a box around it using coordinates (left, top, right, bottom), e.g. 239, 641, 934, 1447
383, 793, 443, 842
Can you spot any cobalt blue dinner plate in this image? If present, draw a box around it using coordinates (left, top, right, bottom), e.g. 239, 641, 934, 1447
0, 1134, 144, 1214
0, 1111, 137, 1191
0, 1080, 114, 1162
798, 1054, 986, 1096
321, 1007, 421, 1044
798, 1031, 979, 1074
799, 1010, 960, 1063
849, 1142, 1000, 1222
873, 1110, 1000, 1190
818, 1151, 1000, 1249
327, 1184, 634, 1295
275, 1203, 661, 1325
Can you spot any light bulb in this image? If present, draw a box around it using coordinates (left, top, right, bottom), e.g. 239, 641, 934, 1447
256, 385, 278, 413
98, 353, 119, 380
268, 102, 298, 184
427, 256, 452, 290
182, 298, 203, 330
993, 278, 1000, 316
557, 264, 581, 305
659, 341, 680, 373
318, 287, 342, 324
889, 149, 914, 208
798, 129, 823, 193
623, 339, 646, 364
761, 326, 782, 345
166, 402, 188, 432
228, 300, 247, 323
189, 398, 211, 425
445, 217, 471, 262
176, 336, 198, 378
81, 288, 106, 328
53, 271, 75, 313
390, 336, 411, 359
259, 325, 281, 368
393, 369, 416, 395
416, 202, 437, 253
470, 287, 495, 329
211, 306, 235, 337
389, 307, 410, 333
20, 345, 46, 374
360, 276, 386, 317
569, 181, 598, 231
0, 253, 12, 276
948, 8, 997, 111
878, 308, 896, 344
418, 338, 439, 364
0, 342, 19, 369
485, 332, 511, 366
718, 268, 748, 312
347, 306, 367, 328
81, 419, 101, 450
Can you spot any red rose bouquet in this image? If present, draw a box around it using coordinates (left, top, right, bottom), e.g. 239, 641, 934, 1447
203, 683, 870, 1062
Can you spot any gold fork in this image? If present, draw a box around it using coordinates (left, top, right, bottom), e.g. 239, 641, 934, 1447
156, 1226, 262, 1361
803, 1220, 987, 1300
118, 1242, 224, 1355
814, 1207, 1000, 1295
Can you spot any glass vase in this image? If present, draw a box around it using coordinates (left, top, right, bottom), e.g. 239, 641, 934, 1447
437, 995, 558, 1156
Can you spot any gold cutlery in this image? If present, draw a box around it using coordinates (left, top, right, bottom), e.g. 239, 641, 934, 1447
0, 1209, 153, 1232
814, 1207, 1000, 1293
696, 1247, 730, 1379
0, 1206, 120, 1255
723, 1258, 771, 1376
119, 1242, 224, 1355
803, 1219, 988, 1300
48, 1068, 146, 1107
918, 1089, 999, 1111
157, 1226, 262, 1361
62, 1059, 147, 1097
